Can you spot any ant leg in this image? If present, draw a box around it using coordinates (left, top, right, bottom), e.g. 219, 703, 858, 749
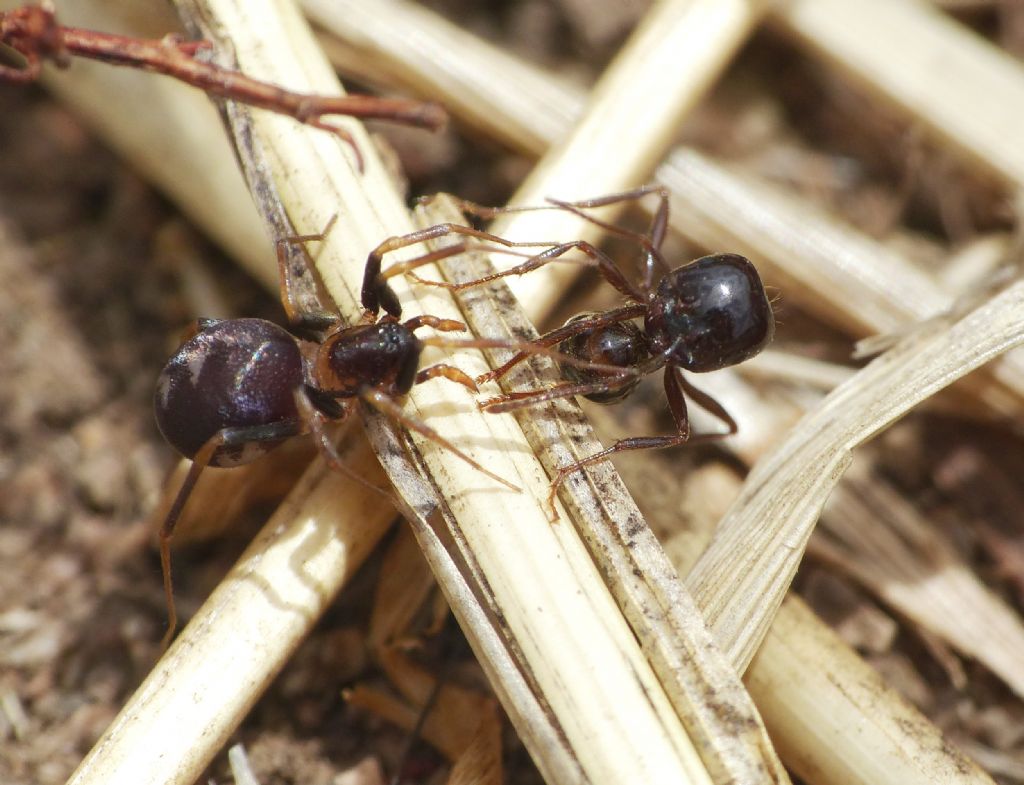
358, 389, 520, 493
275, 214, 340, 333
442, 186, 674, 298
158, 419, 303, 649
677, 373, 738, 436
405, 314, 612, 388
293, 388, 395, 500
545, 367, 733, 513
544, 186, 671, 294
404, 315, 630, 383
476, 303, 646, 384
383, 243, 595, 296
479, 375, 641, 414
421, 334, 642, 383
421, 190, 663, 226
403, 240, 645, 302
402, 314, 467, 334
363, 223, 562, 315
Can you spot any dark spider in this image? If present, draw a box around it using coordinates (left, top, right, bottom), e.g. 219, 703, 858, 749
153, 224, 535, 646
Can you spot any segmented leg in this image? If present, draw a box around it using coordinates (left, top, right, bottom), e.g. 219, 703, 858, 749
275, 214, 339, 333
359, 389, 520, 493
545, 367, 736, 513
363, 223, 563, 316
158, 419, 303, 648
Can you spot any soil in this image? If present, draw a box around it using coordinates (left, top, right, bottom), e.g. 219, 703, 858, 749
3, 3, 1024, 785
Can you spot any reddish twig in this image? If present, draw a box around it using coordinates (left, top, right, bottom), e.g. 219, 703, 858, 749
0, 4, 447, 167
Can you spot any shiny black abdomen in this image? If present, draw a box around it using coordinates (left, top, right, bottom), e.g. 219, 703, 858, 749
154, 318, 304, 466
644, 254, 774, 372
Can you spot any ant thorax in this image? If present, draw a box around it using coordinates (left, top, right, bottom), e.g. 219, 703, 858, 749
558, 315, 649, 404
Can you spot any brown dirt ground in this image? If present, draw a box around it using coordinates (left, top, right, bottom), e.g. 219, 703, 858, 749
3, 2, 1024, 784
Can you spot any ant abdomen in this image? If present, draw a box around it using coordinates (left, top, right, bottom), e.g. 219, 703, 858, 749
559, 315, 649, 403
644, 253, 774, 373
154, 318, 304, 467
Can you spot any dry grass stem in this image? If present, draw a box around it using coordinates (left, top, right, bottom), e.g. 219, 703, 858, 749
312, 0, 771, 314
774, 0, 1024, 188
702, 354, 1024, 702
68, 439, 392, 785
419, 196, 788, 784
747, 596, 995, 785
313, 0, 1024, 423
15, 1, 1024, 784
314, 4, 1018, 785
812, 470, 1024, 699
494, 0, 772, 317
687, 275, 1024, 670
302, 0, 584, 155
6, 0, 276, 289
78, 1, 740, 784
700, 358, 1024, 712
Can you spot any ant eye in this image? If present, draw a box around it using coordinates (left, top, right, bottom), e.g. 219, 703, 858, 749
646, 253, 774, 372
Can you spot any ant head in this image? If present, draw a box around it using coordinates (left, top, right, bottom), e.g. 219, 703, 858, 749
314, 319, 422, 398
645, 253, 774, 373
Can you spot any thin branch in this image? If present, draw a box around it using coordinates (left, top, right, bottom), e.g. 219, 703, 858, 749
0, 2, 445, 165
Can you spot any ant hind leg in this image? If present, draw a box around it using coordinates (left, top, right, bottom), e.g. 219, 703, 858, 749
544, 367, 730, 515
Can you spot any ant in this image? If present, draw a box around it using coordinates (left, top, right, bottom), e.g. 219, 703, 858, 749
362, 185, 775, 507
152, 222, 583, 647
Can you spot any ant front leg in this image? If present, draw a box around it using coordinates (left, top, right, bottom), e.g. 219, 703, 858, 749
414, 364, 479, 392
402, 240, 645, 302
544, 185, 670, 294
450, 185, 673, 297
362, 223, 563, 316
476, 303, 647, 385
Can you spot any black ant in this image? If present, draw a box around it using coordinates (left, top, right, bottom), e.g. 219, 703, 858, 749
362, 185, 775, 506
152, 222, 580, 647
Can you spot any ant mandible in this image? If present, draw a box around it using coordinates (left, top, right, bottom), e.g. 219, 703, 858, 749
153, 222, 545, 648
362, 185, 775, 506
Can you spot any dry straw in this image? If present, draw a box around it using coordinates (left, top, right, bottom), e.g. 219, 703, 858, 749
24, 0, 1024, 784
63, 0, 779, 784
